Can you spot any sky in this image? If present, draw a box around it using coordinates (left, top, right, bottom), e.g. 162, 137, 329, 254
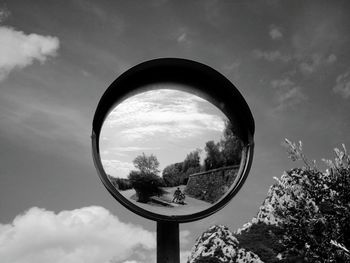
100, 88, 227, 178
0, 1, 350, 262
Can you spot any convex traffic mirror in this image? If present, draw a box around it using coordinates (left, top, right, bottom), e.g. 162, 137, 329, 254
92, 58, 254, 223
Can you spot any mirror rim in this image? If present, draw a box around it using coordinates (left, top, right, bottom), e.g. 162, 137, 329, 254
92, 58, 255, 223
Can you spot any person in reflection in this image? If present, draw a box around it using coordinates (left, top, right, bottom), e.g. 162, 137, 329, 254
172, 187, 182, 203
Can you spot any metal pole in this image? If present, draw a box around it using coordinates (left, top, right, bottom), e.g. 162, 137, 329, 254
157, 221, 180, 263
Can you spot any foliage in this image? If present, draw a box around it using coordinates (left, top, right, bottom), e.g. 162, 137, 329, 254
132, 152, 160, 175
193, 256, 222, 263
183, 150, 201, 173
162, 150, 201, 187
108, 175, 132, 190
162, 121, 241, 186
128, 170, 164, 203
236, 222, 285, 263
272, 140, 350, 262
188, 225, 263, 263
204, 140, 224, 170
220, 120, 243, 166
204, 121, 242, 170
162, 162, 184, 187
191, 141, 350, 262
128, 153, 164, 202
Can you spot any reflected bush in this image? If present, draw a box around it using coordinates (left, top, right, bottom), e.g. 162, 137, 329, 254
128, 171, 165, 203
162, 152, 201, 187
108, 176, 132, 191
162, 162, 183, 187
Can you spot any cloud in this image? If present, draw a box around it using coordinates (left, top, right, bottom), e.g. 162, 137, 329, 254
299, 53, 337, 75
0, 26, 59, 80
0, 206, 155, 263
254, 14, 339, 75
333, 70, 350, 99
0, 7, 10, 22
102, 159, 135, 177
271, 77, 307, 109
100, 89, 226, 178
111, 147, 161, 152
269, 25, 283, 40
175, 28, 193, 47
221, 61, 240, 78
252, 49, 291, 62
104, 89, 225, 142
290, 7, 340, 75
180, 250, 191, 263
253, 49, 336, 75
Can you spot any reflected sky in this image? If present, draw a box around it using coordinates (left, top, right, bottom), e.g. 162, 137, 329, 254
100, 88, 228, 178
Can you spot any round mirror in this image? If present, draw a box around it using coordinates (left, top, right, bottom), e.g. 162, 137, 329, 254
100, 86, 243, 216
92, 58, 254, 222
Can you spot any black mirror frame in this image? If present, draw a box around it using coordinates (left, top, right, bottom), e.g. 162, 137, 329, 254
92, 58, 255, 223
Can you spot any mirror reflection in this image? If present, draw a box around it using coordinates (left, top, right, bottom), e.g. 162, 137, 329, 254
100, 88, 243, 216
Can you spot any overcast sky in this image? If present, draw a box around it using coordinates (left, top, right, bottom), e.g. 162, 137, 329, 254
0, 1, 350, 263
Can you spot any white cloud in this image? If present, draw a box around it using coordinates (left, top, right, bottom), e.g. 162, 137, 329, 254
0, 26, 59, 80
104, 89, 225, 142
111, 147, 161, 152
333, 70, 350, 99
253, 49, 337, 75
271, 77, 307, 109
0, 206, 155, 263
180, 250, 191, 263
252, 49, 291, 62
102, 159, 135, 177
269, 25, 283, 40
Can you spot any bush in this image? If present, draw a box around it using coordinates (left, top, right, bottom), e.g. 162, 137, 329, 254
128, 170, 165, 203
236, 222, 285, 263
182, 150, 201, 173
162, 162, 183, 187
108, 176, 132, 190
271, 140, 350, 261
193, 256, 222, 263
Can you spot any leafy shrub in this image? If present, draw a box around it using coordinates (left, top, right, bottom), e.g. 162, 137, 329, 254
236, 222, 284, 263
128, 171, 165, 203
271, 141, 350, 261
108, 176, 132, 190
133, 152, 160, 174
193, 256, 222, 263
183, 150, 201, 173
162, 162, 183, 187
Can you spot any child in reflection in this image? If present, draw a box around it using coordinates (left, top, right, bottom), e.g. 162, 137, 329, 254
172, 187, 186, 204
172, 187, 182, 203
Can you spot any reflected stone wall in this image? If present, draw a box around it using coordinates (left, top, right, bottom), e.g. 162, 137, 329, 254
185, 165, 239, 203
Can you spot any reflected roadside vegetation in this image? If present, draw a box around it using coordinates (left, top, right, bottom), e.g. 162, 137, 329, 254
100, 88, 243, 216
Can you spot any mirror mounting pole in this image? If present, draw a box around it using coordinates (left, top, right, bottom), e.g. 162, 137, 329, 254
157, 221, 180, 263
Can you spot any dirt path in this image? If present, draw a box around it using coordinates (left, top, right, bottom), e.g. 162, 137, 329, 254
120, 185, 211, 216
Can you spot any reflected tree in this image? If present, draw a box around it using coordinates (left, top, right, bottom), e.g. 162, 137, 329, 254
133, 152, 160, 175
128, 153, 164, 203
